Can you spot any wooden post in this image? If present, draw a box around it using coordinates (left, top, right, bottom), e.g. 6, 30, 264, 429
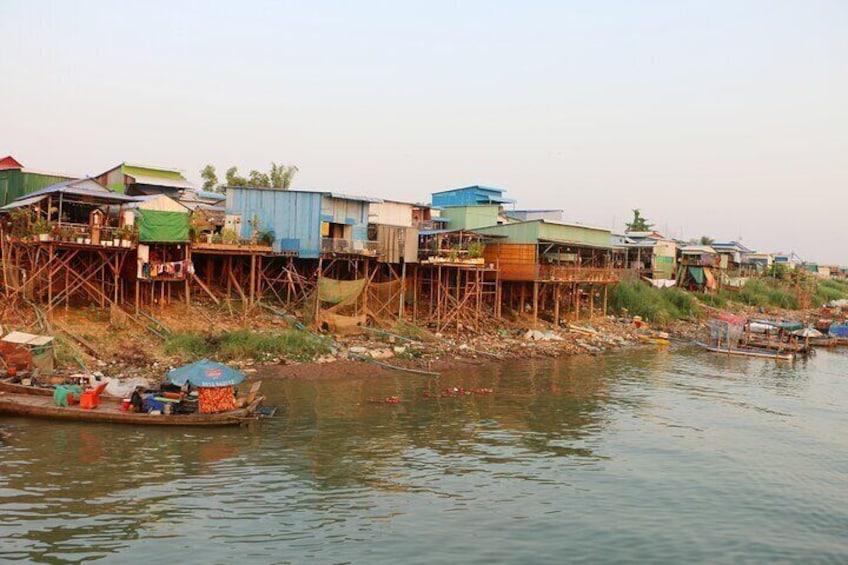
532, 281, 539, 326
249, 252, 256, 307
113, 253, 119, 305
315, 256, 323, 321
554, 282, 560, 327
589, 284, 595, 319
520, 283, 527, 316
47, 244, 53, 320
399, 261, 406, 319
603, 285, 608, 317
574, 284, 580, 321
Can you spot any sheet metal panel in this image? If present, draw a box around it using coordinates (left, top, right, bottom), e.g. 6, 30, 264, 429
484, 243, 538, 281
228, 188, 323, 257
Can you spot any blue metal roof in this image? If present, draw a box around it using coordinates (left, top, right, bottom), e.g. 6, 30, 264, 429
431, 185, 516, 206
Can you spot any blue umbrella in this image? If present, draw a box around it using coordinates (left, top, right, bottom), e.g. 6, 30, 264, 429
165, 359, 245, 388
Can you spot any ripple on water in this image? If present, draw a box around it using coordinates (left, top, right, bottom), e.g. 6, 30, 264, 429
2, 349, 848, 562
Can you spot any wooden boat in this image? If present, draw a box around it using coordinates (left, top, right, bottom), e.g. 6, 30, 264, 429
807, 336, 839, 348
636, 334, 670, 346
0, 391, 265, 427
0, 378, 55, 396
695, 341, 795, 361
744, 336, 808, 354
0, 377, 120, 399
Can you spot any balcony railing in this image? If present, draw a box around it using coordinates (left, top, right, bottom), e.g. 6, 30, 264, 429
538, 266, 623, 283
11, 222, 135, 248
321, 238, 380, 256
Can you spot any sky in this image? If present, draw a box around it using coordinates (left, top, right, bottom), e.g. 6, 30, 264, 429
1, 0, 846, 263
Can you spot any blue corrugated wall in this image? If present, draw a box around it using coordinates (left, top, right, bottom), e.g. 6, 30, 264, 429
228, 188, 323, 257
226, 189, 371, 258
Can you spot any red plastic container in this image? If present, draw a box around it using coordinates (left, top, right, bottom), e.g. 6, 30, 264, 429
80, 390, 99, 410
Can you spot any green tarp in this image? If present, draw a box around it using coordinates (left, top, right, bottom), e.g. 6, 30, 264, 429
316, 277, 366, 305
688, 266, 705, 284
137, 210, 189, 243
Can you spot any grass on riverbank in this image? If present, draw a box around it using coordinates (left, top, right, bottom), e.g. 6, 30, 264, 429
816, 279, 848, 305
732, 279, 799, 309
165, 329, 332, 363
610, 281, 703, 326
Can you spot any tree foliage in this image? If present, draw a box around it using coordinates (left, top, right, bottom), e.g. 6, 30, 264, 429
202, 162, 299, 191
200, 165, 219, 191
625, 209, 653, 232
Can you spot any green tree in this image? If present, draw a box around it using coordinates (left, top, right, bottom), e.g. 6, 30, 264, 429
625, 209, 653, 232
269, 162, 299, 189
200, 165, 219, 192
248, 170, 271, 187
225, 166, 249, 187
699, 236, 714, 246
206, 162, 299, 190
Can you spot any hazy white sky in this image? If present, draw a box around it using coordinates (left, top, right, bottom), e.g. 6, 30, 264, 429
2, 0, 846, 263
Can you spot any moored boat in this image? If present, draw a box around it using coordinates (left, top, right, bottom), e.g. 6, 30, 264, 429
699, 316, 795, 361
828, 324, 848, 346
695, 341, 795, 361
0, 391, 265, 426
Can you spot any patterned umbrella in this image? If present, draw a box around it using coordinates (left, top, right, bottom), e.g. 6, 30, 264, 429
165, 359, 245, 388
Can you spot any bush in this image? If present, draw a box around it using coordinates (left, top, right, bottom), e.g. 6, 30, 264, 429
735, 279, 798, 309
165, 329, 331, 363
610, 281, 702, 326
815, 279, 848, 305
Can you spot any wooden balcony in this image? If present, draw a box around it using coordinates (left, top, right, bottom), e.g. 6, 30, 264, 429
538, 265, 622, 283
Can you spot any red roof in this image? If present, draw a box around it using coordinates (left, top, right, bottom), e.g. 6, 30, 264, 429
0, 156, 23, 170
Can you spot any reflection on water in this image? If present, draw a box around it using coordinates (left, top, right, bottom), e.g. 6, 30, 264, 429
2, 348, 848, 563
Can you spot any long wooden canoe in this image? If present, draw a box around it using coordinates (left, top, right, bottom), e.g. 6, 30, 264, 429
0, 391, 265, 427
0, 379, 55, 396
695, 342, 795, 361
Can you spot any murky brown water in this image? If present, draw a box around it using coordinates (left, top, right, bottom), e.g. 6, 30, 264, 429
2, 348, 847, 563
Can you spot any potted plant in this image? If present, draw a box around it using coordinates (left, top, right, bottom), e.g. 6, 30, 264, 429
257, 230, 275, 247
222, 229, 239, 245
33, 218, 52, 242
113, 226, 131, 247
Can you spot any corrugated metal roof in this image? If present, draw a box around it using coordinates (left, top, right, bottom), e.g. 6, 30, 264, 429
0, 194, 46, 210
539, 238, 613, 251
327, 192, 382, 203
123, 162, 186, 175
419, 228, 506, 237
8, 179, 137, 205
128, 173, 196, 190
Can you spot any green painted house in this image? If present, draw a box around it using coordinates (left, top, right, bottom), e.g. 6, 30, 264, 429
474, 219, 612, 249
0, 156, 78, 206
438, 205, 503, 230
94, 162, 195, 196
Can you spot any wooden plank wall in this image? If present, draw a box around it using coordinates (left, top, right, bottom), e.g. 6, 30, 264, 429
484, 243, 538, 281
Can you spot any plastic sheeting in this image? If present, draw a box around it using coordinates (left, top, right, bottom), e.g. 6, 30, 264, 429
688, 266, 704, 284
829, 324, 848, 338
137, 210, 189, 243
316, 277, 366, 305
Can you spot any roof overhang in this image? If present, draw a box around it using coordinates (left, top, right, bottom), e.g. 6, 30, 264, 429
538, 238, 613, 251
128, 173, 196, 190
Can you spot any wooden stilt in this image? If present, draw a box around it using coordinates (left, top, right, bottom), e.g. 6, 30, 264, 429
532, 281, 539, 326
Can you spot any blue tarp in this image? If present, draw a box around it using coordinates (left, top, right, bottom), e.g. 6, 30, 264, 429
165, 359, 245, 388
829, 324, 848, 338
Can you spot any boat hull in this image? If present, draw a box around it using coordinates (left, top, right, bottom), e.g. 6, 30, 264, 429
695, 342, 795, 361
0, 392, 264, 427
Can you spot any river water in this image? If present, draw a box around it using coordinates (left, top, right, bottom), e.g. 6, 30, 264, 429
1, 347, 847, 563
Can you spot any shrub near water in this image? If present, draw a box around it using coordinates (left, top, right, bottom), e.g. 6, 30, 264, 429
165, 329, 331, 362
610, 281, 702, 326
816, 279, 848, 305
736, 279, 799, 309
